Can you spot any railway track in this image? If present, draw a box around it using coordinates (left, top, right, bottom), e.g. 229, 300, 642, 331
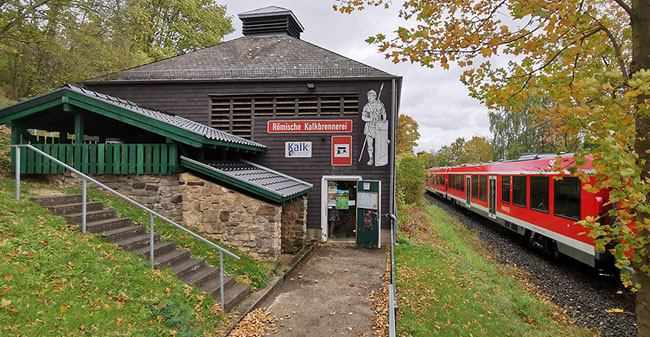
425, 192, 637, 337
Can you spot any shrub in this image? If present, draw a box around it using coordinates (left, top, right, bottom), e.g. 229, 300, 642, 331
396, 154, 426, 205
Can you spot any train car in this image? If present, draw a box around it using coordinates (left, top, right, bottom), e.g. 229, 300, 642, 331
426, 154, 614, 269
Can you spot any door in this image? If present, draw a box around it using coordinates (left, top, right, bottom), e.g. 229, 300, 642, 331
465, 176, 471, 207
488, 176, 497, 219
356, 180, 381, 247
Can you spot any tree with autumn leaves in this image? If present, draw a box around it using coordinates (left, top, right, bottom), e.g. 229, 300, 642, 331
335, 0, 650, 334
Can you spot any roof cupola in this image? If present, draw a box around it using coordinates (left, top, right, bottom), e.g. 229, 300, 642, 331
238, 6, 304, 39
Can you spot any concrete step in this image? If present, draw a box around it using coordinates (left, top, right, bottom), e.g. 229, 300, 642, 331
86, 217, 133, 233
33, 194, 86, 206
171, 258, 205, 279
63, 209, 118, 225
115, 233, 161, 251
46, 201, 104, 215
180, 266, 218, 288
102, 225, 146, 242
153, 250, 190, 269
223, 283, 251, 312
200, 275, 236, 298
133, 241, 176, 257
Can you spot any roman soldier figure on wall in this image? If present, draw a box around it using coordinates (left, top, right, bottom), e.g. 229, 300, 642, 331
361, 88, 389, 166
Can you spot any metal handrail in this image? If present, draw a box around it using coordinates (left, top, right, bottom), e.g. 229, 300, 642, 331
10, 144, 239, 312
389, 214, 398, 337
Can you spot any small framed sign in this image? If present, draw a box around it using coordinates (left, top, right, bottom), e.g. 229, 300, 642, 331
331, 136, 352, 166
285, 141, 312, 158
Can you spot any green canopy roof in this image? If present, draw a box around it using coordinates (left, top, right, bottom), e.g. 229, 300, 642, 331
0, 85, 266, 152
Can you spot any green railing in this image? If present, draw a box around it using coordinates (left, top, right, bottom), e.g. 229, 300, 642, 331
13, 143, 178, 175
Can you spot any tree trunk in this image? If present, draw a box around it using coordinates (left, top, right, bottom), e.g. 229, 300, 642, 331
632, 1, 650, 336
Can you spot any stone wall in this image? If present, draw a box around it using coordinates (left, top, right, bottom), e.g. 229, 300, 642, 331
179, 173, 282, 262
281, 196, 308, 253
43, 173, 183, 222
41, 172, 285, 262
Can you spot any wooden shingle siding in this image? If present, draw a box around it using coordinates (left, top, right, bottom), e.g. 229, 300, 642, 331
85, 80, 393, 229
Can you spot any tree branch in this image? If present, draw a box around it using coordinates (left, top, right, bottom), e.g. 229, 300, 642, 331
613, 0, 633, 17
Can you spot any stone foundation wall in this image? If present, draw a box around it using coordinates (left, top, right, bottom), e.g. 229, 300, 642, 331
179, 173, 282, 262
281, 196, 308, 253
41, 172, 284, 262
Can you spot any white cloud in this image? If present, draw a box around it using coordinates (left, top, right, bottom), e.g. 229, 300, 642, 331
223, 0, 491, 153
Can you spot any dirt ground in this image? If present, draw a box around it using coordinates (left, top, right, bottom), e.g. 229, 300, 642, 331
258, 245, 386, 336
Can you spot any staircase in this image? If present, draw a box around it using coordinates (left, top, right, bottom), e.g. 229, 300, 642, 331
33, 194, 250, 311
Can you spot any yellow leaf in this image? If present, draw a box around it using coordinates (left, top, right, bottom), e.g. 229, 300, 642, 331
59, 305, 69, 313
605, 308, 624, 314
4, 274, 13, 282
480, 47, 492, 57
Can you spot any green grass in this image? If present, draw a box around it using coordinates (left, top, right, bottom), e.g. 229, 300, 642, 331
0, 177, 238, 337
395, 204, 595, 337
63, 186, 275, 291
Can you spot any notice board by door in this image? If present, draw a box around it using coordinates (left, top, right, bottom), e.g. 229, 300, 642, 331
356, 180, 381, 247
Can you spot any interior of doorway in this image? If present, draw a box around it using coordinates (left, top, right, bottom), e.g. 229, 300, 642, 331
327, 180, 357, 242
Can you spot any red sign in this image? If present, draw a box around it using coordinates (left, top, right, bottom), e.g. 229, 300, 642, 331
267, 120, 352, 133
332, 136, 352, 166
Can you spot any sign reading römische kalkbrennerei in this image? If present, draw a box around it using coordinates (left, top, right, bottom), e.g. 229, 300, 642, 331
285, 141, 312, 158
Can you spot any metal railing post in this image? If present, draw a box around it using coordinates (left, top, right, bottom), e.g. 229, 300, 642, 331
389, 284, 396, 337
14, 146, 20, 201
220, 251, 225, 313
82, 177, 87, 234
150, 213, 155, 269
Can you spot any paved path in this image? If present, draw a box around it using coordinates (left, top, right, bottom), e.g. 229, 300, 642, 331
259, 245, 386, 336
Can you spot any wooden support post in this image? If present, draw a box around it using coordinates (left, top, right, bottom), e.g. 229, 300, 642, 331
10, 123, 20, 171
74, 112, 84, 144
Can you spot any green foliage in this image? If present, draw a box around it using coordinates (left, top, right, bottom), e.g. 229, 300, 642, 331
396, 114, 420, 154
150, 301, 200, 337
489, 95, 572, 160
396, 154, 426, 205
0, 0, 233, 100
431, 136, 493, 166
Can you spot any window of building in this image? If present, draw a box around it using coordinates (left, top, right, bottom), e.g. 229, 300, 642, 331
554, 177, 581, 220
210, 94, 359, 138
502, 176, 511, 204
479, 175, 487, 201
512, 176, 527, 207
530, 176, 549, 213
472, 175, 478, 199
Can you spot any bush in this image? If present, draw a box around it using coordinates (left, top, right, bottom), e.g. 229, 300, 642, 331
396, 154, 426, 205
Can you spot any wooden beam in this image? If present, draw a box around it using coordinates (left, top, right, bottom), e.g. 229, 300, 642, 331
74, 112, 84, 144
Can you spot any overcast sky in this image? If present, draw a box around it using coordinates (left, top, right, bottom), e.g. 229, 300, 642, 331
222, 1, 492, 153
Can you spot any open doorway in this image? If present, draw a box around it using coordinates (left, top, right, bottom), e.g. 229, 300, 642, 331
320, 176, 362, 242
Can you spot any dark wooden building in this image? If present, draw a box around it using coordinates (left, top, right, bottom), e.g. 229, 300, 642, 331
83, 6, 402, 243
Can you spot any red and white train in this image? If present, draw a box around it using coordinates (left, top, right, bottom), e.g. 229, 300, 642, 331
426, 153, 614, 269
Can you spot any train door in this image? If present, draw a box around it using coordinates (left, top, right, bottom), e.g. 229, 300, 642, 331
488, 176, 497, 219
465, 176, 471, 207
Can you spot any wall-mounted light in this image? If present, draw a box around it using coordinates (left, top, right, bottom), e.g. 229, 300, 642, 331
307, 83, 315, 90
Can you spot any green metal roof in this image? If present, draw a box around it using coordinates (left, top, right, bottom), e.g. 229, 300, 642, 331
0, 85, 266, 152
180, 156, 312, 204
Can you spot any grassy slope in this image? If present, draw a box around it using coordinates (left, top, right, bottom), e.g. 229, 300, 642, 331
395, 204, 595, 337
0, 177, 238, 337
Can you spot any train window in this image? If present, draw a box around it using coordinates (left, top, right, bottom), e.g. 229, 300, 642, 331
554, 177, 581, 220
479, 175, 487, 201
461, 175, 464, 191
502, 176, 511, 204
471, 175, 479, 199
530, 176, 550, 213
512, 176, 527, 207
